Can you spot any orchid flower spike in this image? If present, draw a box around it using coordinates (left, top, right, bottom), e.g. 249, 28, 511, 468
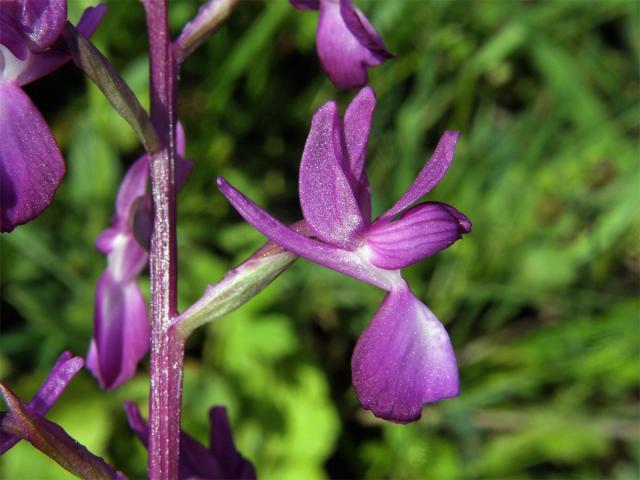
218, 87, 471, 423
289, 0, 394, 89
125, 402, 256, 480
0, 0, 107, 232
87, 124, 193, 389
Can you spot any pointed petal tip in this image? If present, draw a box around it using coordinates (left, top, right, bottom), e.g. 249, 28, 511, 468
312, 100, 338, 122
357, 85, 376, 101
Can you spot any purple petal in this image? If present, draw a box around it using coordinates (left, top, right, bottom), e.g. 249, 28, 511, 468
209, 407, 256, 480
365, 202, 471, 270
299, 101, 364, 248
29, 352, 84, 416
352, 283, 459, 423
0, 351, 83, 455
0, 383, 120, 479
126, 400, 222, 480
179, 431, 223, 480
104, 231, 148, 283
339, 0, 394, 61
380, 131, 460, 221
343, 86, 375, 221
0, 81, 64, 232
175, 122, 194, 191
123, 401, 148, 447
87, 272, 149, 389
316, 0, 392, 89
218, 176, 400, 291
11, 3, 107, 86
17, 0, 67, 51
115, 158, 149, 228
289, 0, 319, 11
124, 402, 253, 480
1, 3, 29, 60
115, 155, 149, 224
76, 4, 108, 39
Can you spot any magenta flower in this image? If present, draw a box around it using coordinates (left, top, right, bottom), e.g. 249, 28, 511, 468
218, 87, 471, 423
125, 402, 256, 480
87, 125, 192, 389
0, 0, 106, 232
289, 0, 394, 89
0, 351, 83, 454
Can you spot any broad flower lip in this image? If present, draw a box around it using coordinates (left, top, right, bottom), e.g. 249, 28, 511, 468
0, 2, 107, 232
289, 0, 394, 89
0, 81, 65, 232
352, 282, 459, 423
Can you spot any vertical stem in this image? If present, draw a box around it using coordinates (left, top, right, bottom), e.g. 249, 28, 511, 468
143, 0, 183, 478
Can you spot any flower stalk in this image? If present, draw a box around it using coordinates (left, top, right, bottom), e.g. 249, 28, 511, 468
142, 0, 182, 477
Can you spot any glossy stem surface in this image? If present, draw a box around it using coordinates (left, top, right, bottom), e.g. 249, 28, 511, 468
143, 0, 183, 478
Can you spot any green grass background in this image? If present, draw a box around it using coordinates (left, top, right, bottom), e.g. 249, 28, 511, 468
1, 0, 638, 478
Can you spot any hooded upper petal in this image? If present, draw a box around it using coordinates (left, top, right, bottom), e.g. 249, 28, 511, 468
343, 86, 375, 221
299, 101, 365, 248
15, 0, 67, 51
365, 202, 471, 270
351, 283, 459, 423
3, 3, 108, 86
316, 0, 393, 89
380, 131, 460, 221
87, 272, 149, 389
0, 81, 64, 232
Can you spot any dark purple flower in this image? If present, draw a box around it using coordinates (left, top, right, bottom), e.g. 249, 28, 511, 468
0, 0, 106, 232
1, 351, 83, 454
217, 87, 471, 423
125, 402, 256, 480
289, 0, 394, 89
87, 126, 192, 389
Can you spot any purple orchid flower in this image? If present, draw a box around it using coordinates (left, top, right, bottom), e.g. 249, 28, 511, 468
0, 0, 107, 232
289, 0, 394, 89
217, 87, 471, 423
87, 125, 192, 389
0, 351, 83, 454
125, 402, 256, 480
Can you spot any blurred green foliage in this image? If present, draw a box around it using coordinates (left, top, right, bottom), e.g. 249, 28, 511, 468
1, 0, 639, 478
